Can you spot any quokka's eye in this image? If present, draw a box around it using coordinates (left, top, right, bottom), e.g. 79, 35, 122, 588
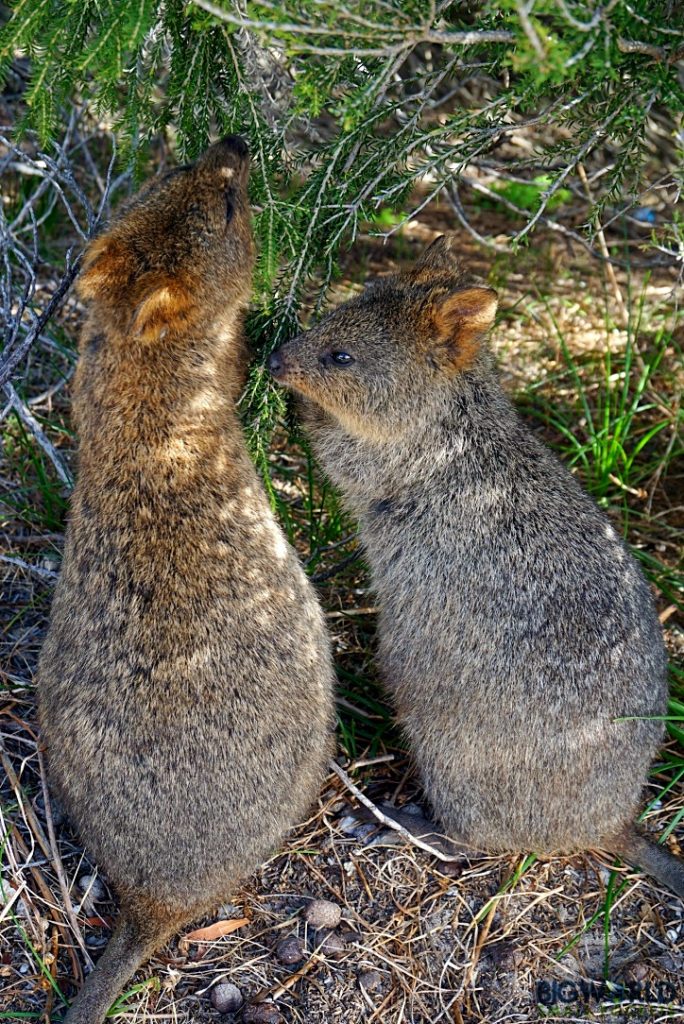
331, 351, 354, 366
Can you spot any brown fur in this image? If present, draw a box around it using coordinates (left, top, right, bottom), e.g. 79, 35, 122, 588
38, 137, 336, 1024
429, 286, 498, 373
269, 234, 683, 898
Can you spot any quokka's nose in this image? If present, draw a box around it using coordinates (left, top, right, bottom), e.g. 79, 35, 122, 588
218, 135, 250, 161
201, 135, 250, 180
268, 350, 286, 378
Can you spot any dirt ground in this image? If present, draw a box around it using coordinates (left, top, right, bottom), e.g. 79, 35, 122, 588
1, 197, 683, 1024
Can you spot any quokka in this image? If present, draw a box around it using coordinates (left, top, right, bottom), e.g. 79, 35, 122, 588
38, 137, 335, 1024
269, 234, 683, 897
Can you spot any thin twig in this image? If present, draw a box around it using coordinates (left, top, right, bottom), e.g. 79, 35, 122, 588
618, 37, 684, 63
311, 550, 362, 584
3, 382, 73, 488
38, 749, 93, 967
329, 760, 466, 863
0, 733, 53, 863
191, 1, 514, 55
515, 0, 546, 60
577, 162, 628, 328
256, 952, 321, 1002
0, 555, 59, 582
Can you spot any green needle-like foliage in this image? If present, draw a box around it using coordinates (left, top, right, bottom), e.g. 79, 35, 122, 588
2, 1, 683, 464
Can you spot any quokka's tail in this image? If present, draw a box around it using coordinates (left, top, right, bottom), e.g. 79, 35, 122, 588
610, 827, 684, 899
57, 910, 176, 1024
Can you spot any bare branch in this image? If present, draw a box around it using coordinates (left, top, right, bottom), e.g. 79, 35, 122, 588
445, 183, 508, 253
515, 0, 546, 60
3, 382, 73, 487
511, 105, 624, 244
554, 0, 605, 32
451, 174, 679, 270
0, 555, 59, 582
191, 0, 514, 56
329, 760, 469, 863
0, 248, 81, 389
617, 37, 684, 63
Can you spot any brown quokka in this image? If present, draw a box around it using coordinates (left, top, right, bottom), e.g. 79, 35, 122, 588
38, 137, 335, 1024
269, 234, 684, 897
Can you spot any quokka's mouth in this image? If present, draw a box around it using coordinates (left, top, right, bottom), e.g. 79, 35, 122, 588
267, 352, 318, 398
267, 349, 289, 381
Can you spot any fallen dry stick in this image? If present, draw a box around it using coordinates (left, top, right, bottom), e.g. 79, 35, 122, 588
329, 760, 468, 863
256, 952, 321, 1003
38, 749, 93, 967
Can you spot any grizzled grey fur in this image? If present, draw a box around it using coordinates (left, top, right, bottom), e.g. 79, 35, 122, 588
269, 234, 683, 896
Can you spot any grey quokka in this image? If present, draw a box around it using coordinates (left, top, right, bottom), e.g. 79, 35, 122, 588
269, 234, 683, 896
38, 137, 335, 1024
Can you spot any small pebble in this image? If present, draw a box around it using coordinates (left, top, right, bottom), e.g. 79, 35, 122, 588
396, 802, 423, 817
217, 903, 241, 920
338, 814, 362, 835
211, 981, 243, 1014
624, 962, 649, 984
438, 859, 466, 879
338, 815, 377, 841
304, 899, 341, 930
316, 930, 345, 959
366, 829, 402, 848
359, 969, 382, 993
242, 1002, 284, 1024
78, 874, 105, 902
275, 935, 304, 965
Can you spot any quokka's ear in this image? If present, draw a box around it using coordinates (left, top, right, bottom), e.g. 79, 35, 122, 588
410, 234, 465, 284
79, 235, 196, 339
426, 286, 498, 372
130, 278, 197, 340
77, 237, 132, 303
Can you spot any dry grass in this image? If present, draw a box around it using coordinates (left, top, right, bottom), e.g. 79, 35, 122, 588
1, 730, 683, 1022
